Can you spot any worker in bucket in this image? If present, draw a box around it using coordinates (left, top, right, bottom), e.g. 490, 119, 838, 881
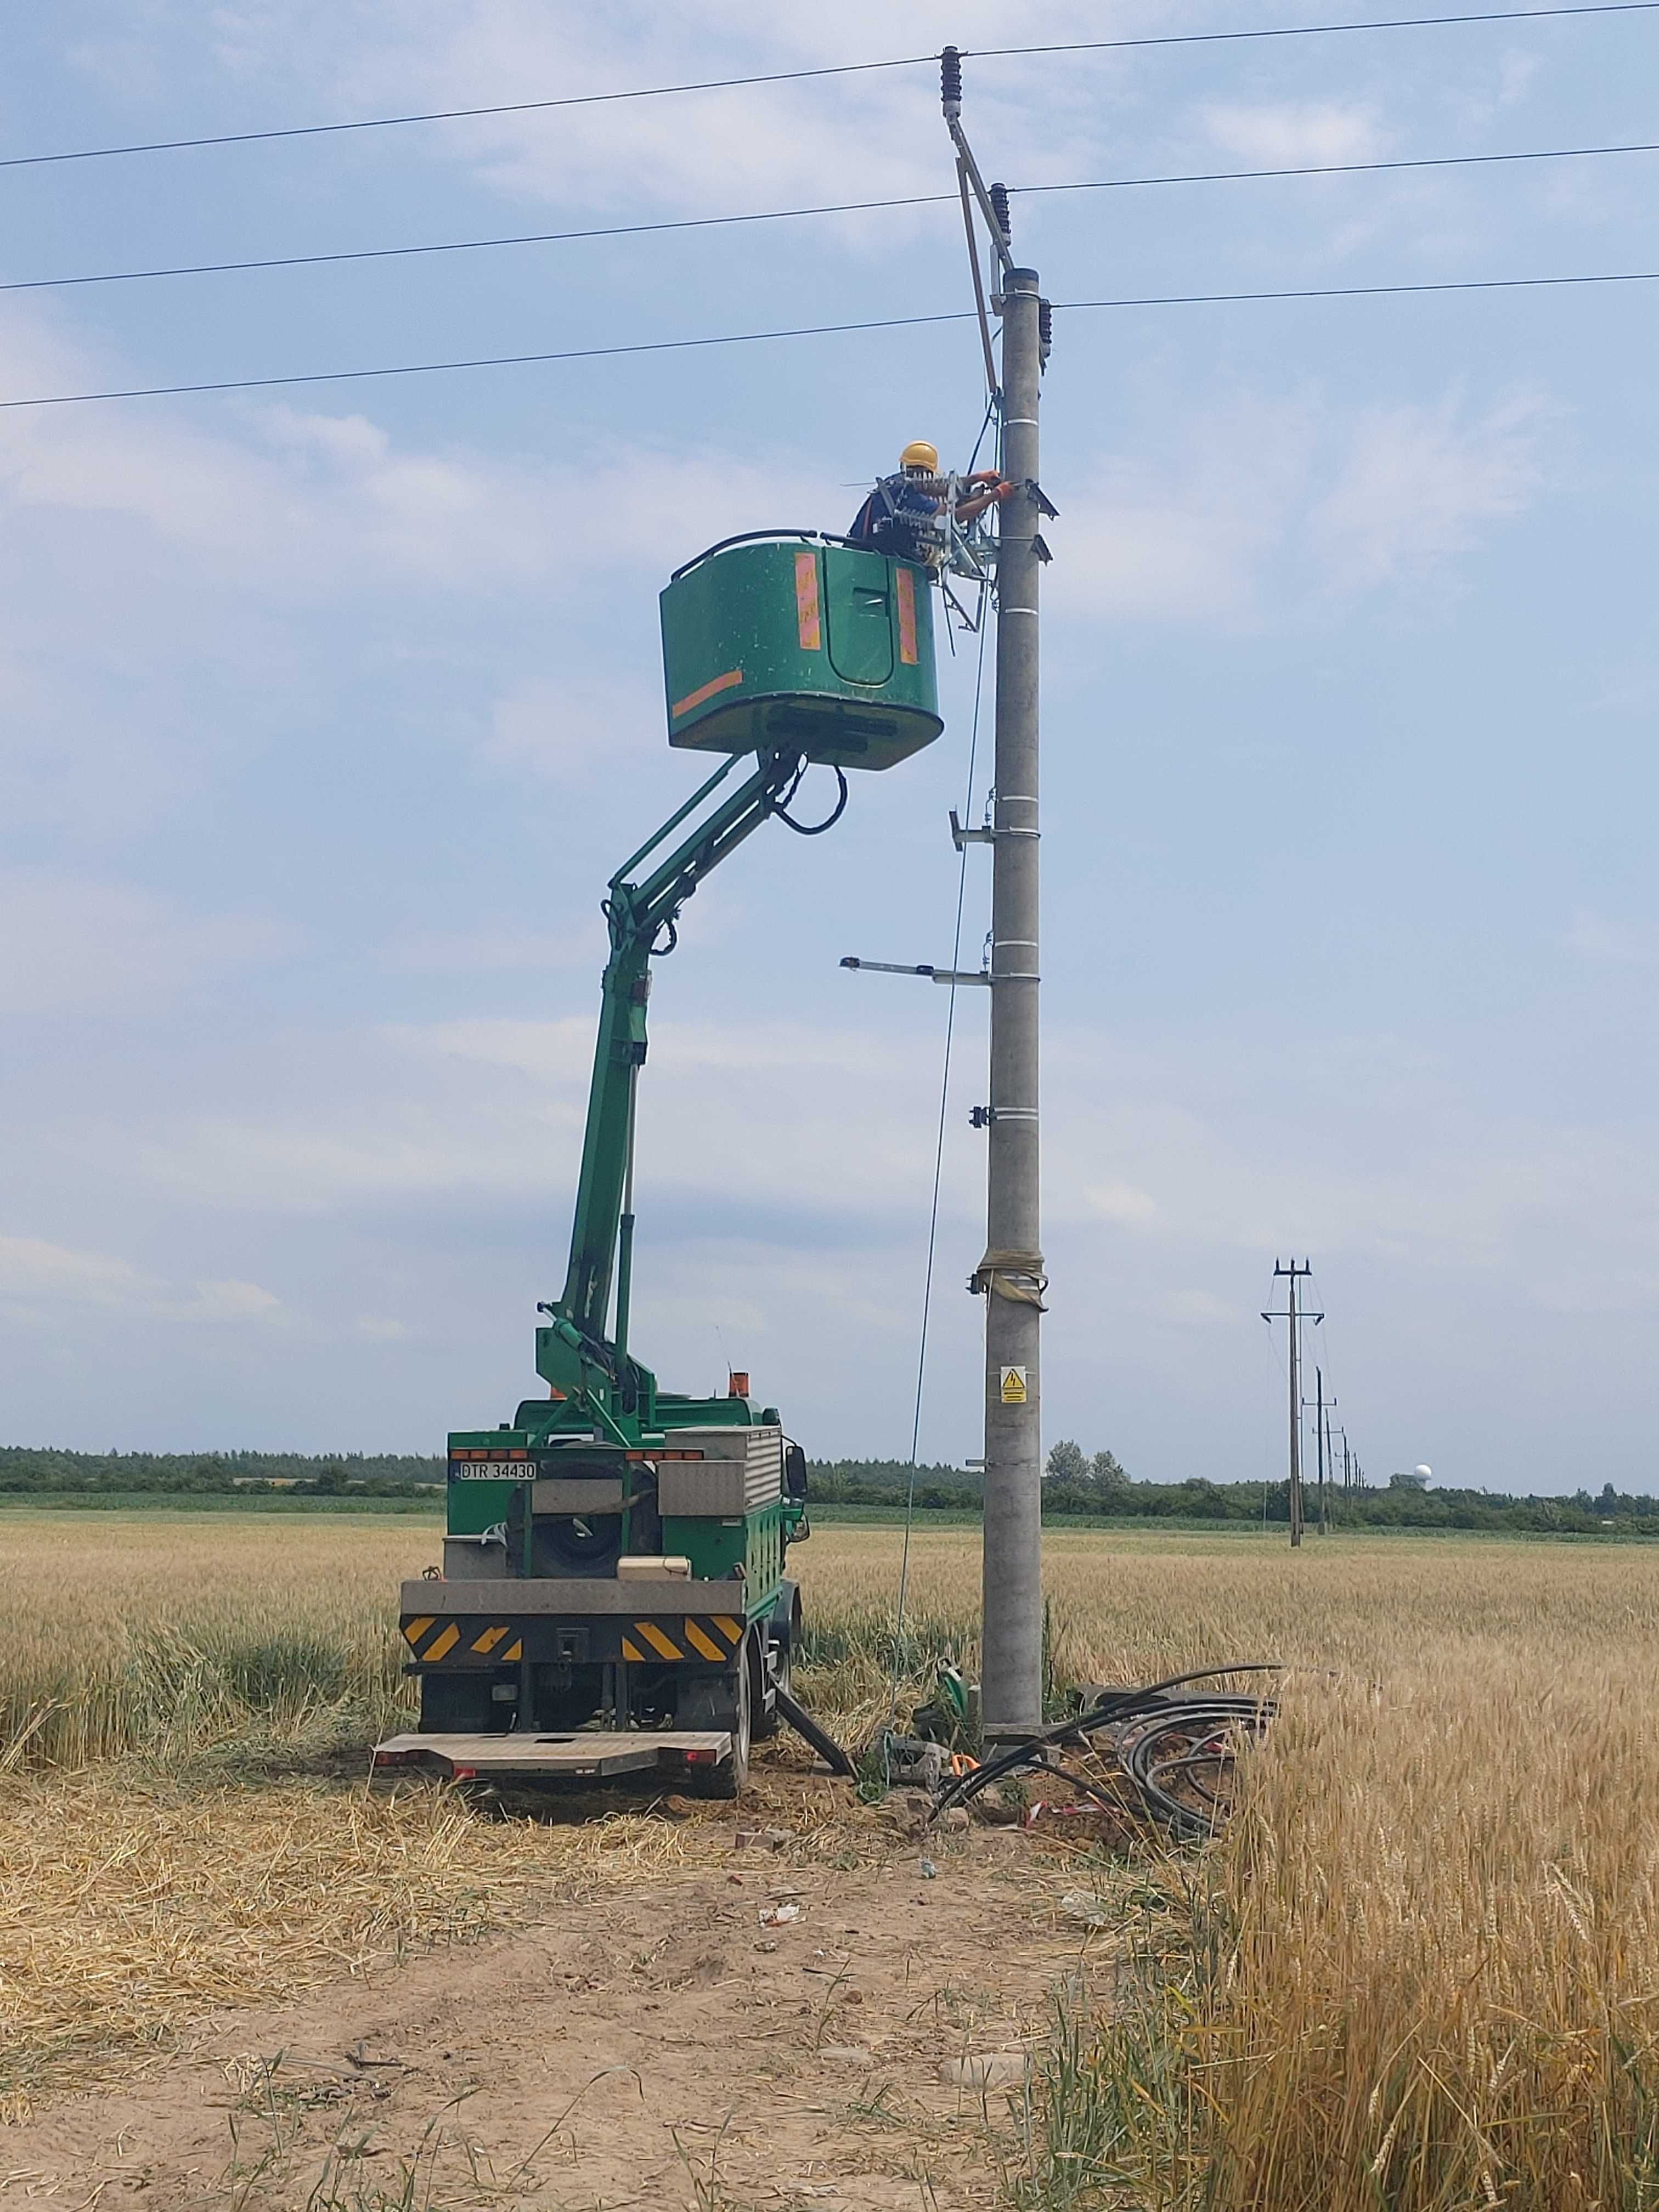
847, 439, 1015, 567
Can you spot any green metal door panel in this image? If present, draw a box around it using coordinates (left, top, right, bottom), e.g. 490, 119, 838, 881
662, 1502, 785, 1606
822, 548, 895, 685
447, 1478, 518, 1535
662, 1514, 746, 1581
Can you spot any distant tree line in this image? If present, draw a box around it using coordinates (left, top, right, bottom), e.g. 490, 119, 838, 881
5, 1443, 1658, 1537
812, 1442, 1659, 1537
0, 1448, 443, 1498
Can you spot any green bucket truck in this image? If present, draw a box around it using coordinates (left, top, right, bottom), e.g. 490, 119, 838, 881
374, 533, 942, 1797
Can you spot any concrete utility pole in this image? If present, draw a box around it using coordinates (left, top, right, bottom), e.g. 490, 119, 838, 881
1316, 1370, 1331, 1534
1288, 1272, 1304, 1547
1301, 1367, 1333, 1535
1263, 1260, 1322, 1551
978, 263, 1045, 1742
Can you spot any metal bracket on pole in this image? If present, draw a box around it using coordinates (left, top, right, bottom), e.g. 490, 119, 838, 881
951, 809, 1038, 849
941, 48, 1013, 276
957, 157, 1001, 403
840, 956, 990, 986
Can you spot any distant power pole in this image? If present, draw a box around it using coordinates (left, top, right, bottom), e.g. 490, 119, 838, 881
1300, 1368, 1333, 1533
1316, 1370, 1330, 1534
1263, 1260, 1323, 1549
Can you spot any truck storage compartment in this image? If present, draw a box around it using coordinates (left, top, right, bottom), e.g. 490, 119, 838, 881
656, 1426, 783, 1516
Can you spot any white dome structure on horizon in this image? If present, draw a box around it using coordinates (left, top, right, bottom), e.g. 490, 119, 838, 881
1414, 1464, 1432, 1482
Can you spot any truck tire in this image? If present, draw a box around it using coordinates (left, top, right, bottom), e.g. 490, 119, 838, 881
680, 1638, 752, 1799
752, 1587, 800, 1741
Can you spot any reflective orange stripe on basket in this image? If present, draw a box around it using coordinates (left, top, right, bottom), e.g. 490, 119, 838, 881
895, 565, 918, 665
670, 668, 743, 719
794, 551, 822, 651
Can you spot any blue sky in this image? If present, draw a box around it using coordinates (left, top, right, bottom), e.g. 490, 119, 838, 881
3, 2, 1658, 1491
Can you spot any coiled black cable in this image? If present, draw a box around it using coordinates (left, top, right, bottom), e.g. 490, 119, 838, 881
771, 763, 849, 836
928, 1663, 1288, 1837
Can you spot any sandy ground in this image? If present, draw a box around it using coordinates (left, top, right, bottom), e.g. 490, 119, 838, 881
0, 1771, 1105, 2212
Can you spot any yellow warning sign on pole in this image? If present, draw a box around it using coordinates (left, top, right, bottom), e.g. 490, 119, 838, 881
999, 1365, 1028, 1406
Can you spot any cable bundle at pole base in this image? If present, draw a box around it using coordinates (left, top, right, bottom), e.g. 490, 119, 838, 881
928, 1666, 1284, 1842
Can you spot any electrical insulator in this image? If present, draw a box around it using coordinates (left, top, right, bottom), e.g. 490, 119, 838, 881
1038, 298, 1053, 368
990, 182, 1011, 244
940, 46, 962, 119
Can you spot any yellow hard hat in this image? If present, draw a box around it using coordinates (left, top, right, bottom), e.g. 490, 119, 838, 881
899, 439, 939, 473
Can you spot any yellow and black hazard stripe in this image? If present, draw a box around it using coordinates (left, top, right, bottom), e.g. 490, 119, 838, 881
619, 1613, 746, 1666
401, 1617, 522, 1665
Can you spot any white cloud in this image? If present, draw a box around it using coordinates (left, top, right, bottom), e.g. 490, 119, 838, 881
1451, 46, 1544, 132
0, 313, 837, 603
386, 1015, 595, 1082
128, 1012, 939, 1221
1199, 100, 1387, 167
1308, 391, 1548, 592
1084, 1179, 1158, 1225
484, 672, 663, 783
376, 925, 598, 975
1152, 1289, 1235, 1327
1047, 1036, 1659, 1306
1051, 387, 1551, 628
0, 869, 286, 1014
0, 299, 846, 843
227, 0, 1115, 224
0, 1233, 280, 1323
1565, 910, 1659, 966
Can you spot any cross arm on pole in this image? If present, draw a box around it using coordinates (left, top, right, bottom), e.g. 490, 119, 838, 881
840, 956, 991, 985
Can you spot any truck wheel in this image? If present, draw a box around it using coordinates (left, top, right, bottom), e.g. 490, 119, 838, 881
684, 1640, 752, 1799
752, 1591, 799, 1741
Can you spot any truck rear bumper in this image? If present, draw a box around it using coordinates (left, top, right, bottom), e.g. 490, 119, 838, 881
371, 1729, 732, 1780
399, 1590, 750, 1670
399, 1577, 749, 1614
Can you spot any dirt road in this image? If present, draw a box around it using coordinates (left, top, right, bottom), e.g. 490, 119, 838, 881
0, 1774, 1101, 2211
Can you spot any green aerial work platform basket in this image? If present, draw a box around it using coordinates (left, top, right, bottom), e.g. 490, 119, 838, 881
659, 532, 942, 773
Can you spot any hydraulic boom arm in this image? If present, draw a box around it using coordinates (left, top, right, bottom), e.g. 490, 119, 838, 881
540, 747, 812, 1412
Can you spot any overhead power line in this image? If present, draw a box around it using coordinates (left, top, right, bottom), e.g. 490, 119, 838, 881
977, 2, 1659, 59
3, 264, 1657, 411
1036, 135, 1659, 196
0, 311, 978, 409
1056, 264, 1659, 306
2, 5, 1654, 171
7, 138, 1656, 297
0, 193, 952, 294
0, 55, 938, 172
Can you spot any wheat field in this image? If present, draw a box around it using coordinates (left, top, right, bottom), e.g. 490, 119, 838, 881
4, 1509, 1659, 2203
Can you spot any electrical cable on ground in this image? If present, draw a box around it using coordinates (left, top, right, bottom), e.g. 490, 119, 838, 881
5, 7, 1652, 171
929, 1664, 1292, 1839
9, 263, 1659, 411
13, 137, 1658, 298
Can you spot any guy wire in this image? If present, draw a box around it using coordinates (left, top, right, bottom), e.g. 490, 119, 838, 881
888, 439, 997, 1739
